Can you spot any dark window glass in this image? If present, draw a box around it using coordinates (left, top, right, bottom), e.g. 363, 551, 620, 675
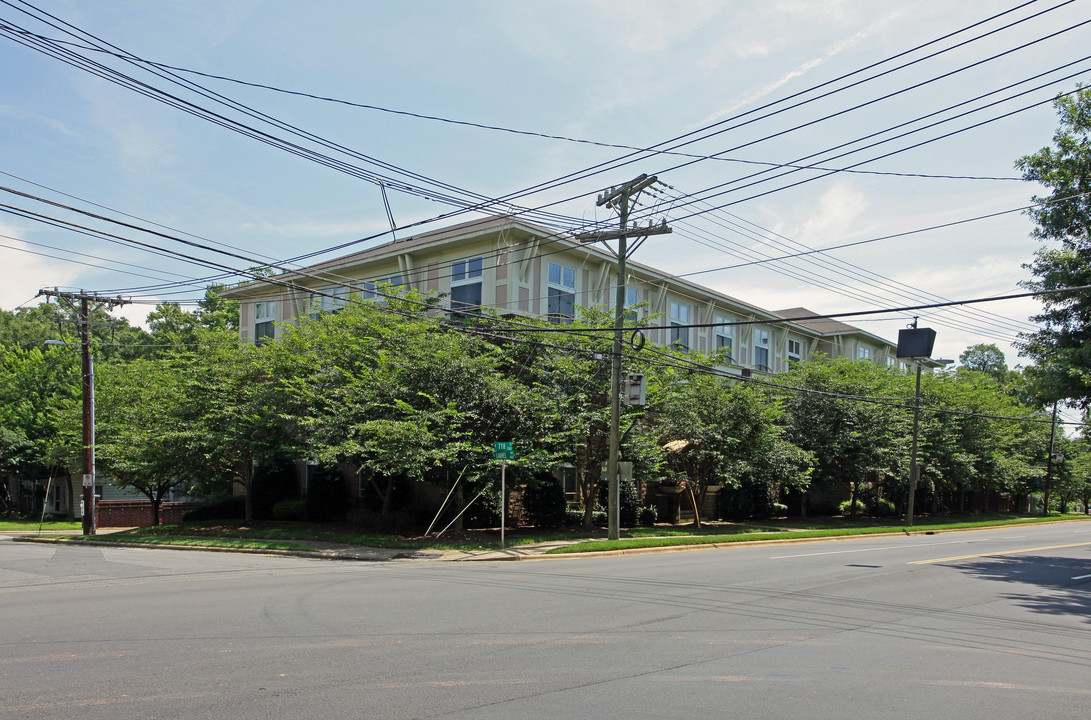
548, 287, 575, 324
450, 282, 482, 315
670, 323, 689, 352
255, 320, 275, 345
754, 345, 769, 370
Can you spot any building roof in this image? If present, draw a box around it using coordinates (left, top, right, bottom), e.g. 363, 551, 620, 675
221, 216, 895, 348
772, 307, 895, 348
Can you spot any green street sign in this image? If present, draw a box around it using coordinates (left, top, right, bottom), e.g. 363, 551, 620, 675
493, 441, 514, 460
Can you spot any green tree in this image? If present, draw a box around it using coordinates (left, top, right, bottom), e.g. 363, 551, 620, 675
1063, 437, 1091, 513
273, 292, 549, 527
0, 344, 80, 514
512, 305, 663, 529
146, 285, 239, 349
1, 301, 152, 360
916, 367, 1040, 512
958, 343, 1008, 382
778, 358, 907, 516
656, 367, 810, 525
94, 357, 207, 524
191, 327, 302, 522
1016, 85, 1091, 408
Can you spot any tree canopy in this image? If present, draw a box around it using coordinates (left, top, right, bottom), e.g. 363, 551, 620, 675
3, 281, 1082, 524
958, 343, 1008, 382
1016, 84, 1091, 408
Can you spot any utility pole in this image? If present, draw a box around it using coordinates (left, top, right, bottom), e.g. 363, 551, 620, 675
575, 175, 670, 540
907, 356, 923, 528
1044, 400, 1059, 516
897, 318, 950, 527
38, 288, 128, 535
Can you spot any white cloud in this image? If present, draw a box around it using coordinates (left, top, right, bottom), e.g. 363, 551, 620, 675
772, 181, 868, 245
495, 0, 721, 58
701, 6, 906, 121
602, 0, 722, 53
113, 301, 156, 330
0, 224, 79, 310
0, 223, 155, 327
249, 217, 399, 239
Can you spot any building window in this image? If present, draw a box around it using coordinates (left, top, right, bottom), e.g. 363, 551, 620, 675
362, 275, 404, 303
787, 338, 802, 365
670, 301, 690, 351
254, 301, 276, 345
450, 257, 484, 315
310, 286, 346, 316
714, 314, 733, 362
547, 262, 576, 323
858, 346, 873, 361
753, 329, 770, 371
624, 286, 641, 323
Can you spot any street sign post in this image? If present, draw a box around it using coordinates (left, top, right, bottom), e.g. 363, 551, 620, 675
493, 442, 513, 548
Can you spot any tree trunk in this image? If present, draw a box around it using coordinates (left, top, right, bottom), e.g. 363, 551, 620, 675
381, 474, 395, 516
580, 467, 596, 529
242, 459, 254, 523
454, 482, 465, 533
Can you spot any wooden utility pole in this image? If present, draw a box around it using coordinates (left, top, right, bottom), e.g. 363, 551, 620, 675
1044, 400, 1059, 516
38, 289, 128, 535
575, 176, 670, 540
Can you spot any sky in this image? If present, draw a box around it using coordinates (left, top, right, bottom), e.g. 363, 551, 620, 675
1, 0, 1088, 397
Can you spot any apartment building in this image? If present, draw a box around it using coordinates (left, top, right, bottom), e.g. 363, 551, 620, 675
222, 215, 898, 371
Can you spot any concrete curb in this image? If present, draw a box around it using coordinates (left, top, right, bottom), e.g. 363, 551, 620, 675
10, 518, 1090, 562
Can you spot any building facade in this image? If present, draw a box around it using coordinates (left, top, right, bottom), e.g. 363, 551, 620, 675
223, 215, 899, 371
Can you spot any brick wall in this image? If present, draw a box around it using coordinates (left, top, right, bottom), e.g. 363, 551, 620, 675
96, 500, 202, 528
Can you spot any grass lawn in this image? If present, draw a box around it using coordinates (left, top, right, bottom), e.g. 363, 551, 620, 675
94, 521, 546, 551
36, 512, 1090, 554
0, 518, 83, 532
550, 513, 1091, 554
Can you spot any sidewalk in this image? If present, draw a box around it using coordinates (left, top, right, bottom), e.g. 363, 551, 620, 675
6, 532, 581, 562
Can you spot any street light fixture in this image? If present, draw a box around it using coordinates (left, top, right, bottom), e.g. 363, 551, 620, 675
44, 339, 96, 535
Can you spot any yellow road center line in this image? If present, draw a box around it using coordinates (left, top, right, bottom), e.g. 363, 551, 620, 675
908, 542, 1091, 565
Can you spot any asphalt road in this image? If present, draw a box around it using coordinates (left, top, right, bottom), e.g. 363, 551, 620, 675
3, 522, 1090, 719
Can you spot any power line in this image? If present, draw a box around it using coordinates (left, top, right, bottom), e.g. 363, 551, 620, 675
469, 283, 1090, 334
17, 31, 1027, 184
1, 0, 1062, 276
662, 189, 1039, 339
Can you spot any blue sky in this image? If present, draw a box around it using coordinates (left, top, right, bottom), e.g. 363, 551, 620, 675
1, 0, 1089, 385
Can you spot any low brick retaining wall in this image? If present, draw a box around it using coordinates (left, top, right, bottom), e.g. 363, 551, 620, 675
96, 500, 202, 527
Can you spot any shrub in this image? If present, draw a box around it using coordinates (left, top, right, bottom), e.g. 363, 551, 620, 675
839, 499, 867, 516
305, 465, 351, 522
464, 487, 502, 529
564, 508, 584, 527
251, 454, 300, 520
347, 507, 419, 534
182, 495, 245, 521
271, 499, 306, 521
619, 480, 639, 528
596, 479, 640, 527
638, 506, 658, 526
873, 497, 897, 517
592, 510, 607, 527
522, 476, 567, 528
771, 502, 788, 517
807, 499, 841, 517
